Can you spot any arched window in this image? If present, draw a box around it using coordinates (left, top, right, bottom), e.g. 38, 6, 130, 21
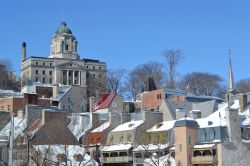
203, 150, 212, 156
193, 150, 202, 157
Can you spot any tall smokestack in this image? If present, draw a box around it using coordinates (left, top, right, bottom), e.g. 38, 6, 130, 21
22, 42, 26, 62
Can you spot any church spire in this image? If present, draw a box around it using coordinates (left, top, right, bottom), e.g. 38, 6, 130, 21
228, 50, 235, 92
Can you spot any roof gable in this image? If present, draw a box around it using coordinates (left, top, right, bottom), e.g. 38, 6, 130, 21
93, 93, 116, 112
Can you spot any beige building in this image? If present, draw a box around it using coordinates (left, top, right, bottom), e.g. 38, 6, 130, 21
21, 22, 106, 101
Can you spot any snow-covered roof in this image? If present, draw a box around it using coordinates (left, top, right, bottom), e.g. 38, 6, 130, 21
21, 85, 37, 94
68, 113, 92, 140
193, 144, 216, 149
242, 117, 250, 126
195, 100, 241, 128
0, 89, 21, 97
91, 121, 110, 133
146, 121, 175, 132
190, 109, 201, 113
0, 117, 27, 140
102, 143, 132, 152
111, 120, 144, 132
133, 144, 169, 152
52, 85, 71, 101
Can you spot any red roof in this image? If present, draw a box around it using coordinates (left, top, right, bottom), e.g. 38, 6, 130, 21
93, 93, 116, 112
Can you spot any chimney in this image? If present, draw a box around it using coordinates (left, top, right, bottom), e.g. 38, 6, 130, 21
91, 113, 100, 127
225, 107, 241, 142
176, 108, 187, 120
22, 42, 26, 62
142, 110, 163, 127
53, 85, 60, 97
17, 109, 24, 119
89, 96, 95, 112
239, 94, 247, 111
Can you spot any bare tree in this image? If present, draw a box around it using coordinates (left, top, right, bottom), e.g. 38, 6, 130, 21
162, 49, 184, 89
236, 78, 250, 93
178, 72, 223, 96
125, 61, 164, 100
0, 60, 20, 91
106, 68, 127, 95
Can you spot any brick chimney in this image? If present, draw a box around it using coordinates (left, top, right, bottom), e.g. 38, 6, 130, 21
239, 94, 248, 111
22, 42, 26, 62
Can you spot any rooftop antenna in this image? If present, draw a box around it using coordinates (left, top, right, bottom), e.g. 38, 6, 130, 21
60, 0, 66, 22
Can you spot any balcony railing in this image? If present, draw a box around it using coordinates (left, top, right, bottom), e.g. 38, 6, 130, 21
133, 158, 144, 164
102, 156, 133, 163
192, 156, 218, 164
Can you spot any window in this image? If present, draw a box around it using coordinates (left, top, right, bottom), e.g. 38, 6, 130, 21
99, 74, 102, 78
7, 105, 10, 111
179, 144, 182, 152
49, 71, 52, 76
127, 134, 131, 141
210, 131, 215, 140
86, 66, 89, 69
112, 102, 116, 107
86, 73, 89, 78
36, 62, 38, 66
43, 70, 45, 75
65, 44, 69, 50
43, 62, 45, 66
93, 66, 95, 69
35, 70, 38, 75
42, 77, 45, 83
93, 74, 95, 77
50, 63, 52, 66
99, 66, 101, 70
49, 77, 52, 84
35, 77, 39, 82
201, 130, 207, 142
110, 136, 113, 143
188, 136, 192, 145
119, 135, 123, 141
157, 94, 162, 100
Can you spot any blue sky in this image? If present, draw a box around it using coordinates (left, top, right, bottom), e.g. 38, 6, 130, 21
0, 0, 250, 84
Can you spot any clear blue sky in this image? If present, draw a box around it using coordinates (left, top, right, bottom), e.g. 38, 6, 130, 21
0, 0, 250, 84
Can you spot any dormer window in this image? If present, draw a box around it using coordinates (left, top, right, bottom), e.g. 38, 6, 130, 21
112, 102, 116, 107
65, 44, 69, 51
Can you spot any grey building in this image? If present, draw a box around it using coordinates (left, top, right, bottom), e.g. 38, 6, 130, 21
21, 22, 107, 101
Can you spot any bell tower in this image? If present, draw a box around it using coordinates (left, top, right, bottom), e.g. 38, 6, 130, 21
49, 22, 79, 59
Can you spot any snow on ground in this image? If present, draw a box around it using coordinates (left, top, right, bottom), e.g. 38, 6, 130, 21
112, 120, 144, 132
32, 145, 98, 166
144, 154, 175, 166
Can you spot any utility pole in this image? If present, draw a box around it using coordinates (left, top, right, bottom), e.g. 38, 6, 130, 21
8, 114, 14, 166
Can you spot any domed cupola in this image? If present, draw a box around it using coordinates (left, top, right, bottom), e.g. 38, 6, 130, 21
55, 22, 73, 35
49, 22, 79, 60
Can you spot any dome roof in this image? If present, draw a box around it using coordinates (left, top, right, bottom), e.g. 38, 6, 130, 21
55, 22, 72, 35
174, 117, 199, 128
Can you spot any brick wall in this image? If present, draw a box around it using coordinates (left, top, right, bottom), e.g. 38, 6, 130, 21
141, 89, 164, 111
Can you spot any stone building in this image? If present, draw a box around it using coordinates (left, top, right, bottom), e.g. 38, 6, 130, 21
21, 22, 107, 103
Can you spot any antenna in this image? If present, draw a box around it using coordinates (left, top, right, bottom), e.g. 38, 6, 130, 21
60, 0, 66, 22
228, 49, 231, 64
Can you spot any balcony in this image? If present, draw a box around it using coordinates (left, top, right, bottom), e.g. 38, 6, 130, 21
102, 156, 133, 163
192, 156, 218, 164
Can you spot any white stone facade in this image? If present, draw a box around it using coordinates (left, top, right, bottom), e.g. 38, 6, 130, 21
21, 22, 106, 99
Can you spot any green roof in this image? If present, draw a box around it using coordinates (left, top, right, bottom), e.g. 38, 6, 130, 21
55, 22, 72, 35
